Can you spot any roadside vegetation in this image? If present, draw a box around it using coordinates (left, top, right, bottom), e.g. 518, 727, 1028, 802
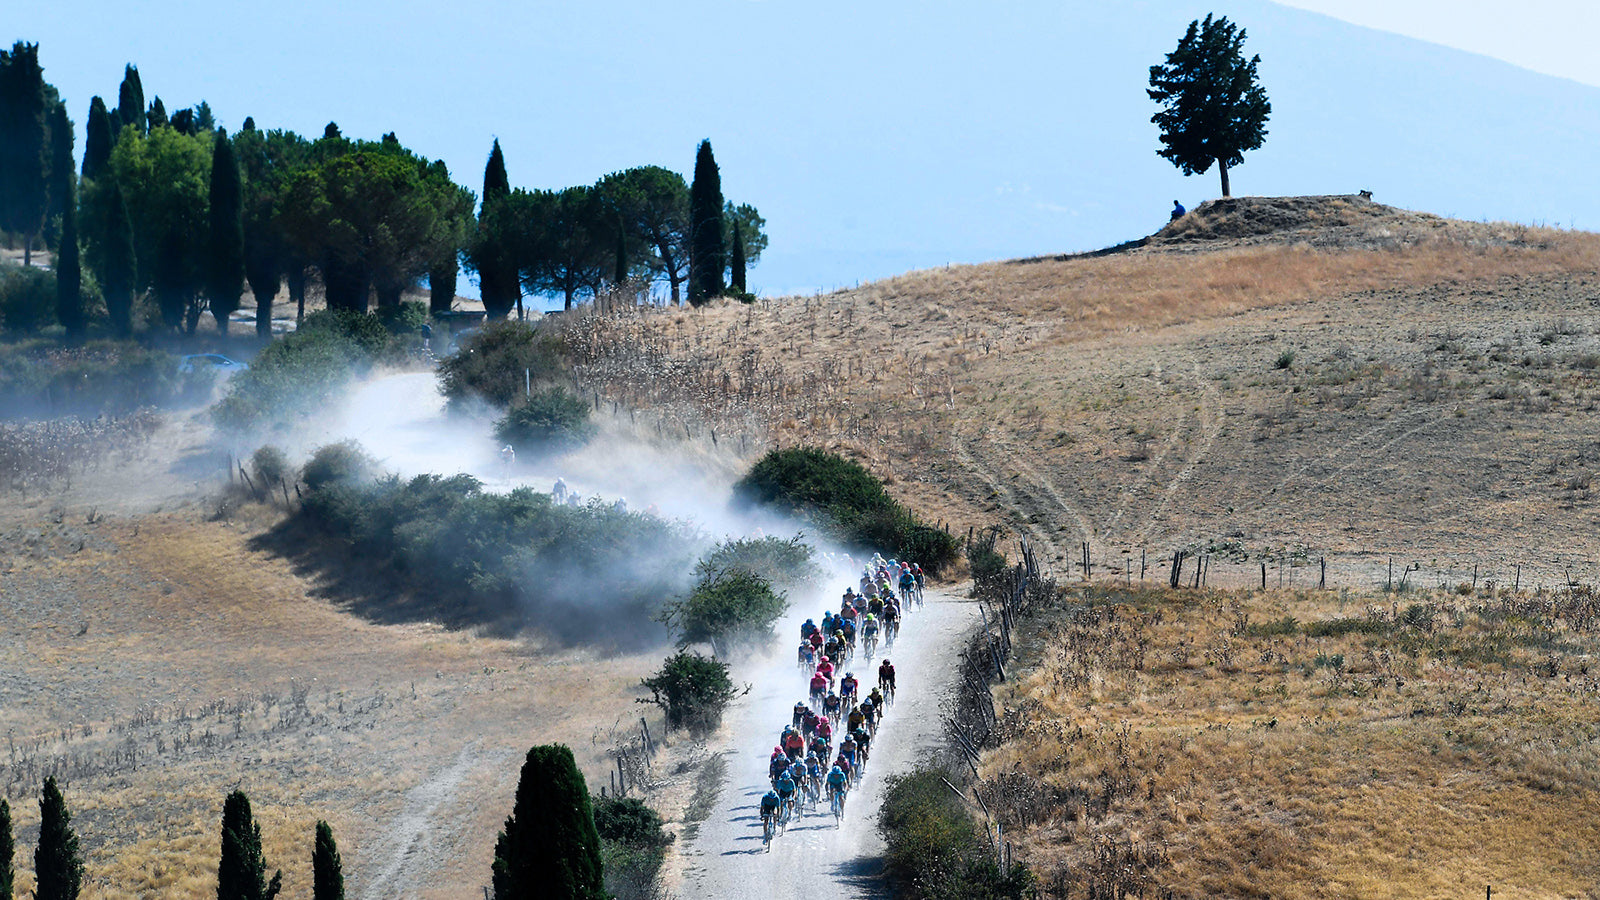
878, 766, 1034, 900
733, 446, 959, 572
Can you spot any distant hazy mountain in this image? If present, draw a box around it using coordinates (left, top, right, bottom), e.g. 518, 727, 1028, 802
22, 0, 1600, 298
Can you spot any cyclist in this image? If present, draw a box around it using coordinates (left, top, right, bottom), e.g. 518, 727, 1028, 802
839, 733, 859, 770
815, 707, 835, 737
882, 598, 899, 636
770, 749, 791, 783
859, 695, 877, 730
798, 641, 816, 669
861, 613, 880, 648
847, 703, 867, 733
820, 611, 836, 635
842, 618, 857, 648
842, 587, 856, 606
851, 724, 872, 763
808, 732, 830, 762
760, 788, 782, 833
878, 659, 896, 695
826, 763, 849, 804
840, 600, 859, 627
822, 691, 843, 724
806, 753, 825, 800
800, 706, 819, 739
801, 617, 818, 641
899, 567, 916, 602
835, 752, 855, 786
824, 631, 844, 662
774, 767, 798, 816
816, 655, 836, 688
840, 672, 859, 706
782, 726, 805, 760
809, 669, 828, 707
867, 685, 886, 715
792, 701, 808, 728
867, 593, 885, 616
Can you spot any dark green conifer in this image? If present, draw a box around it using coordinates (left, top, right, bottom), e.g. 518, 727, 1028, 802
217, 790, 281, 900
475, 139, 517, 319
82, 97, 113, 178
491, 745, 604, 900
147, 96, 167, 130
0, 798, 14, 900
102, 179, 137, 336
311, 821, 343, 900
687, 139, 724, 305
55, 165, 82, 336
115, 64, 145, 135
207, 128, 245, 334
35, 777, 82, 900
0, 42, 49, 265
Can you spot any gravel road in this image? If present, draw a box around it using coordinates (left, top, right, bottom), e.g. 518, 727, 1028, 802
678, 586, 976, 899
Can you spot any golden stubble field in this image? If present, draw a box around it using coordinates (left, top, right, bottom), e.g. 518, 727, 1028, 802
0, 507, 687, 899
980, 582, 1600, 899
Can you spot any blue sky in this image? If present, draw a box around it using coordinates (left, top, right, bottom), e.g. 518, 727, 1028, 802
14, 2, 1600, 302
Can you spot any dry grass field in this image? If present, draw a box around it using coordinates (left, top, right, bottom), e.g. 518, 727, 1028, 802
979, 581, 1600, 899
0, 506, 690, 898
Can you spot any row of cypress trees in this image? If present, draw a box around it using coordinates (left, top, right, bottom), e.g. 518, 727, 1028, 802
0, 780, 343, 900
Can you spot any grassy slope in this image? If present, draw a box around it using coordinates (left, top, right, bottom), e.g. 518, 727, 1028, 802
556, 195, 1600, 895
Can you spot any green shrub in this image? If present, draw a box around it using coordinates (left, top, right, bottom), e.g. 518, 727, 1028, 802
639, 651, 740, 737
1302, 617, 1388, 638
0, 265, 57, 333
592, 797, 670, 849
438, 319, 566, 411
214, 309, 399, 434
292, 468, 698, 644
693, 535, 819, 590
658, 567, 786, 657
733, 447, 959, 574
376, 300, 429, 335
249, 445, 291, 486
593, 796, 671, 900
966, 527, 1010, 597
1275, 349, 1296, 369
301, 441, 377, 490
878, 767, 1034, 900
493, 387, 594, 452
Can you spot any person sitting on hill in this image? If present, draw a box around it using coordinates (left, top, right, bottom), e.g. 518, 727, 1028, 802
1171, 200, 1186, 221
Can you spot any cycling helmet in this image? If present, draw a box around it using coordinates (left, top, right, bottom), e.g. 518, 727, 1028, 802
819, 655, 829, 664
882, 659, 891, 667
845, 672, 854, 679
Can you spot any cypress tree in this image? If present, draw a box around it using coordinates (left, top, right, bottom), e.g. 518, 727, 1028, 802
241, 116, 255, 132
491, 744, 604, 900
0, 798, 14, 900
730, 223, 746, 295
44, 101, 72, 250
687, 139, 724, 306
0, 42, 50, 266
115, 64, 145, 135
35, 777, 82, 900
312, 820, 343, 900
207, 128, 245, 335
476, 138, 517, 319
147, 96, 168, 130
55, 167, 82, 336
83, 97, 112, 179
218, 790, 282, 900
322, 122, 341, 140
102, 180, 136, 336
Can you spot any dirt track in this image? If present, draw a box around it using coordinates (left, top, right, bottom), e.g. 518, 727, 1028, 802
677, 587, 976, 898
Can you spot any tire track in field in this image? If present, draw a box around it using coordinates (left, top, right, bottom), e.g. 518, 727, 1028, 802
359, 743, 487, 900
1131, 360, 1226, 547
953, 435, 1081, 564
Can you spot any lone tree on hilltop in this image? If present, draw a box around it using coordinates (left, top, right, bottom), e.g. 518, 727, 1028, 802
687, 139, 724, 305
1148, 14, 1270, 198
35, 777, 82, 900
491, 744, 604, 900
218, 790, 282, 900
